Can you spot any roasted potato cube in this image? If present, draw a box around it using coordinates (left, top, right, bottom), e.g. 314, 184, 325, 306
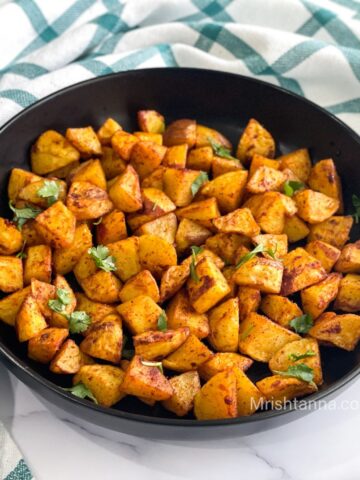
119, 270, 160, 303
53, 223, 92, 275
16, 294, 47, 342
281, 247, 327, 296
194, 370, 237, 420
301, 273, 342, 319
31, 130, 80, 175
35, 201, 76, 249
252, 234, 288, 260
134, 132, 163, 144
249, 154, 280, 178
278, 148, 311, 182
141, 166, 165, 190
0, 256, 23, 293
0, 218, 23, 255
176, 197, 220, 227
130, 141, 167, 179
101, 146, 126, 180
107, 237, 141, 282
163, 333, 213, 372
212, 156, 243, 178
75, 293, 116, 327
269, 338, 322, 385
205, 233, 251, 265
256, 375, 317, 403
68, 159, 107, 190
66, 126, 102, 157
28, 327, 68, 363
163, 168, 202, 207
96, 210, 127, 245
166, 289, 209, 338
198, 352, 253, 381
163, 119, 196, 148
160, 264, 190, 303
134, 327, 190, 360
135, 213, 177, 245
73, 251, 98, 283
244, 192, 286, 235
175, 218, 211, 254
121, 355, 173, 401
24, 245, 52, 285
308, 216, 353, 249
195, 124, 232, 149
305, 240, 341, 273
50, 339, 82, 374
0, 286, 31, 326
310, 312, 360, 351
111, 130, 139, 160
80, 314, 123, 363
283, 215, 310, 243
163, 144, 188, 168
8, 168, 42, 203
18, 178, 67, 209
233, 368, 264, 416
247, 166, 286, 194
208, 298, 239, 352
47, 160, 80, 179
294, 189, 339, 224
21, 220, 45, 247
201, 170, 248, 213
187, 145, 213, 172
50, 275, 76, 328
236, 118, 275, 164
334, 274, 360, 313
31, 279, 55, 319
238, 286, 261, 321
117, 295, 162, 334
66, 181, 113, 220
213, 208, 260, 237
97, 117, 122, 145
81, 271, 122, 304
238, 312, 300, 362
233, 256, 283, 294
261, 294, 303, 328
137, 110, 165, 134
335, 241, 360, 273
162, 371, 201, 417
108, 165, 142, 213
138, 234, 177, 278
308, 158, 343, 212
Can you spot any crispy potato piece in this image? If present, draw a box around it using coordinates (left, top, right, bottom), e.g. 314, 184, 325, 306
108, 165, 142, 213
18, 178, 66, 209
252, 234, 288, 260
0, 286, 31, 326
335, 241, 360, 273
21, 220, 45, 247
68, 159, 107, 190
238, 312, 300, 362
334, 274, 360, 313
238, 287, 261, 322
75, 293, 116, 327
0, 218, 22, 255
66, 181, 113, 220
24, 245, 52, 285
232, 368, 264, 416
50, 339, 82, 374
53, 223, 92, 275
28, 327, 68, 363
96, 210, 127, 245
256, 375, 317, 403
294, 190, 339, 224
249, 154, 280, 178
16, 294, 47, 342
163, 334, 213, 372
31, 130, 80, 175
162, 371, 201, 417
130, 141, 167, 179
194, 370, 237, 420
74, 364, 125, 407
269, 338, 322, 385
233, 256, 283, 294
134, 327, 190, 360
166, 289, 209, 338
117, 295, 162, 334
301, 273, 342, 319
31, 280, 55, 319
205, 233, 251, 265
127, 188, 176, 231
81, 271, 122, 304
201, 170, 248, 213
283, 215, 310, 243
198, 353, 253, 381
163, 144, 188, 168
8, 168, 42, 202
176, 197, 220, 226
137, 110, 165, 134
141, 166, 165, 190
138, 234, 177, 278
236, 118, 275, 164
261, 294, 303, 328
135, 213, 177, 245
308, 216, 353, 249
47, 160, 80, 179
244, 192, 286, 235
309, 312, 360, 351
160, 264, 190, 303
50, 275, 76, 328
212, 156, 243, 178
281, 247, 327, 296
0, 256, 23, 293
73, 250, 98, 283
80, 314, 123, 363
111, 130, 139, 160
163, 119, 196, 148
187, 145, 213, 172
66, 127, 102, 157
213, 208, 260, 237
121, 355, 173, 401
97, 117, 122, 145
195, 124, 232, 149
208, 298, 239, 352
35, 201, 76, 249
247, 166, 286, 194
134, 132, 163, 145
119, 270, 160, 303
278, 148, 311, 182
175, 218, 211, 254
107, 237, 141, 282
101, 146, 126, 180
308, 158, 343, 212
163, 168, 202, 207
305, 240, 341, 273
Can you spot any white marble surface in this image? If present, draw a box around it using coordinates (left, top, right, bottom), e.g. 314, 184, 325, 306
0, 362, 360, 480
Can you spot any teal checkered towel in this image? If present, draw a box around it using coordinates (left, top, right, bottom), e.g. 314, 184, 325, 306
1, 0, 360, 478
0, 423, 34, 480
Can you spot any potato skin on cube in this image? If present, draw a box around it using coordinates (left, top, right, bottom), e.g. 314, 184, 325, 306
137, 110, 165, 134
162, 371, 201, 417
35, 201, 76, 249
163, 119, 196, 148
0, 256, 23, 293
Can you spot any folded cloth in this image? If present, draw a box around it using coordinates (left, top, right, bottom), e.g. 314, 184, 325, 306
0, 422, 35, 480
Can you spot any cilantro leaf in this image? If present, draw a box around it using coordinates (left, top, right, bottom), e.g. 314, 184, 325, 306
235, 243, 278, 269
141, 360, 164, 374
9, 202, 42, 230
157, 310, 167, 332
190, 245, 204, 283
67, 311, 91, 334
352, 194, 360, 224
37, 180, 60, 206
273, 364, 316, 386
64, 382, 98, 404
289, 314, 313, 334
48, 288, 71, 314
288, 351, 316, 362
93, 217, 103, 226
283, 180, 305, 197
208, 137, 238, 162
16, 241, 27, 259
88, 245, 117, 272
191, 171, 208, 197
239, 324, 254, 341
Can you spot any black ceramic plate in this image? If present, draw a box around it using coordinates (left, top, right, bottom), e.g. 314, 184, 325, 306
0, 68, 359, 439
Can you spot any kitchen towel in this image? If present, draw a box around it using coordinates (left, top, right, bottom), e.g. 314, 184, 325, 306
0, 422, 34, 480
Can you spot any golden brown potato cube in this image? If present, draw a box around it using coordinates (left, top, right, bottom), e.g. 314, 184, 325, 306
21, 220, 45, 247
162, 144, 188, 168
66, 181, 113, 220
238, 312, 300, 362
138, 234, 177, 278
269, 338, 322, 385
74, 364, 125, 406
233, 256, 283, 294
195, 124, 232, 149
294, 189, 339, 224
108, 165, 142, 213
101, 146, 126, 180
301, 273, 342, 319
66, 126, 101, 157
31, 279, 55, 319
0, 286, 31, 326
135, 213, 177, 245
50, 339, 82, 374
238, 286, 261, 322
163, 119, 196, 147
53, 223, 92, 275
305, 240, 341, 273
117, 294, 162, 334
0, 256, 23, 293
198, 352, 253, 381
308, 158, 343, 212
163, 333, 213, 372
96, 210, 127, 245
75, 293, 116, 327
8, 168, 42, 203
194, 370, 237, 420
0, 218, 23, 255
260, 294, 302, 328
68, 159, 107, 190
24, 245, 52, 286
134, 327, 190, 360
201, 170, 248, 214
244, 192, 286, 235
130, 141, 167, 179
334, 274, 360, 312
278, 148, 311, 183
134, 131, 163, 144
166, 289, 209, 338
16, 294, 47, 342
175, 218, 211, 254
212, 156, 243, 178
308, 216, 353, 249
81, 271, 122, 304
73, 251, 98, 283
31, 130, 80, 175
176, 198, 220, 227
232, 368, 264, 416
283, 215, 309, 243
246, 166, 286, 194
309, 312, 360, 351
162, 371, 201, 417
187, 256, 230, 314
236, 118, 275, 164
335, 241, 360, 274
107, 237, 141, 282
141, 166, 165, 190
47, 160, 80, 179
50, 275, 76, 328
160, 264, 190, 303
80, 314, 123, 363
249, 154, 280, 178
281, 247, 327, 296
256, 375, 317, 403
97, 117, 122, 145
35, 201, 76, 249
187, 145, 213, 172
252, 234, 288, 260
28, 327, 68, 363
18, 178, 67, 209
208, 298, 239, 352
119, 270, 160, 303
205, 233, 250, 265
137, 110, 165, 134
121, 355, 173, 400
111, 130, 139, 160
213, 208, 260, 237
163, 168, 202, 207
